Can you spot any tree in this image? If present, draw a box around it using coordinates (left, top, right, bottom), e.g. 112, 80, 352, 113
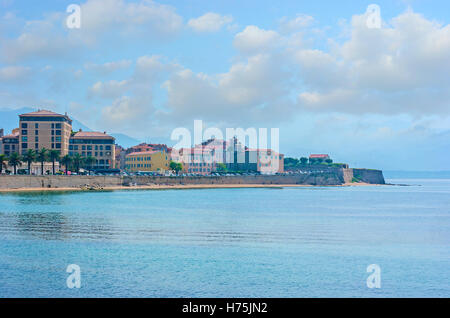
23, 149, 37, 175
284, 157, 299, 167
216, 163, 227, 172
8, 152, 22, 175
325, 159, 333, 165
36, 148, 48, 175
170, 161, 183, 174
49, 150, 60, 175
84, 156, 96, 174
60, 155, 72, 174
300, 157, 308, 165
0, 154, 8, 174
309, 158, 316, 165
72, 153, 83, 173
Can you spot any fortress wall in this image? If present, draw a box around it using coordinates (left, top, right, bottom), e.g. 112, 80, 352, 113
0, 168, 385, 190
352, 169, 385, 184
0, 175, 122, 189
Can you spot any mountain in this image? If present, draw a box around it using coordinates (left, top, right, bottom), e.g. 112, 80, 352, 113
110, 133, 142, 148
0, 107, 141, 148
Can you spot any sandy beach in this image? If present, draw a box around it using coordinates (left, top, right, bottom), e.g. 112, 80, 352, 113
0, 182, 383, 193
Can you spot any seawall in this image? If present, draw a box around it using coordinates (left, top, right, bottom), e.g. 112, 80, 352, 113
0, 168, 385, 190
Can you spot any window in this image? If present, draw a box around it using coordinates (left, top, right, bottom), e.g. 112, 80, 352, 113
21, 136, 28, 142
82, 145, 86, 150
22, 143, 28, 149
87, 146, 92, 150
35, 130, 38, 135
35, 143, 38, 149
56, 143, 61, 149
105, 146, 111, 150
21, 123, 27, 128
22, 130, 28, 135
56, 136, 61, 142
55, 123, 61, 129
35, 123, 39, 128
56, 130, 61, 135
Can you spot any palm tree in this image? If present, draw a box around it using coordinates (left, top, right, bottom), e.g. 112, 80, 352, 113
49, 150, 60, 175
84, 156, 96, 175
8, 152, 22, 175
60, 155, 72, 175
36, 148, 48, 175
72, 153, 83, 174
23, 149, 37, 175
0, 154, 8, 174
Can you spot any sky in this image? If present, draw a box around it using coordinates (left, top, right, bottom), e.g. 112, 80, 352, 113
0, 0, 449, 170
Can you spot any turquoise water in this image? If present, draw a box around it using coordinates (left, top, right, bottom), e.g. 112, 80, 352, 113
0, 179, 449, 297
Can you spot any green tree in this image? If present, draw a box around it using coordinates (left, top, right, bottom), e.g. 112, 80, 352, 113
49, 150, 60, 175
84, 156, 96, 174
60, 155, 72, 174
23, 149, 37, 175
0, 154, 8, 174
8, 152, 22, 175
325, 159, 333, 165
36, 148, 48, 175
72, 153, 83, 173
216, 163, 227, 172
300, 157, 308, 165
170, 161, 183, 174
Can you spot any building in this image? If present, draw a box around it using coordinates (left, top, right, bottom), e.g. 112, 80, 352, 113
114, 145, 126, 170
251, 149, 285, 174
69, 131, 116, 170
125, 150, 169, 173
18, 110, 72, 155
1, 129, 19, 156
174, 147, 216, 175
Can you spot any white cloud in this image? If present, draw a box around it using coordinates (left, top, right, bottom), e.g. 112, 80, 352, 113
280, 14, 315, 33
294, 11, 450, 115
0, 65, 31, 82
234, 26, 280, 54
188, 12, 233, 32
1, 0, 183, 63
85, 60, 132, 75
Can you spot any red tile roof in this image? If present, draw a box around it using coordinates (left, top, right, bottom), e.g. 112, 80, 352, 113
126, 150, 162, 156
19, 109, 68, 117
72, 131, 114, 139
309, 154, 329, 158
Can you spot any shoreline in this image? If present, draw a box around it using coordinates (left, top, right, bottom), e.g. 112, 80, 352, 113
0, 182, 386, 193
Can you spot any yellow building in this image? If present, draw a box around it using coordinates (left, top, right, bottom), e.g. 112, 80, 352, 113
125, 150, 169, 173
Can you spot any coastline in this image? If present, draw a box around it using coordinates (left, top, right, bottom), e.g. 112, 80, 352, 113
0, 182, 383, 193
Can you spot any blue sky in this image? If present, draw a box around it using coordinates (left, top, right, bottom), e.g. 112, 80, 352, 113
0, 0, 449, 170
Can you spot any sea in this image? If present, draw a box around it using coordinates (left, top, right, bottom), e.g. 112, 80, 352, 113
0, 174, 449, 297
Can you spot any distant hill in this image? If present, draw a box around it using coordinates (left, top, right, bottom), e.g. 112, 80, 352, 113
0, 107, 141, 148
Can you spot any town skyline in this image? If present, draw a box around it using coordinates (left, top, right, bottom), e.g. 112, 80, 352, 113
0, 0, 449, 171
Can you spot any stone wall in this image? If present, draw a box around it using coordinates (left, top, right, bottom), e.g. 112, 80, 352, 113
352, 169, 385, 184
0, 168, 385, 190
123, 173, 343, 187
0, 175, 122, 189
